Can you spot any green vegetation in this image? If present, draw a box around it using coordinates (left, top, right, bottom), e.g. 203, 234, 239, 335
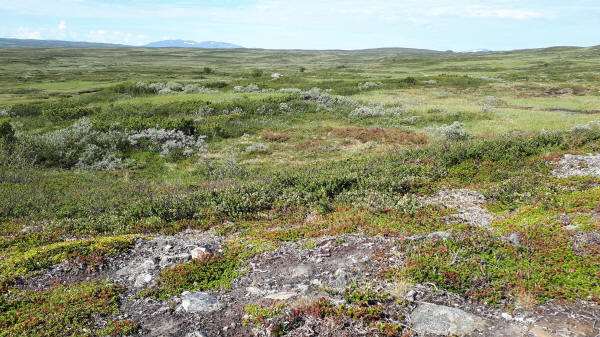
245, 284, 406, 336
1, 235, 136, 286
140, 253, 241, 299
1, 45, 599, 334
0, 281, 127, 337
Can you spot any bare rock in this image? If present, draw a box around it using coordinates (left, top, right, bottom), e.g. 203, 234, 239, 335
190, 247, 211, 260
411, 302, 487, 335
426, 189, 493, 227
159, 253, 191, 268
552, 154, 600, 178
179, 292, 222, 313
134, 273, 153, 288
264, 291, 298, 301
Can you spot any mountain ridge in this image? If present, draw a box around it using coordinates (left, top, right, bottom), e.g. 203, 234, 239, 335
144, 40, 243, 49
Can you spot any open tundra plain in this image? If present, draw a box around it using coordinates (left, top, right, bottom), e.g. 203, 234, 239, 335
1, 46, 600, 336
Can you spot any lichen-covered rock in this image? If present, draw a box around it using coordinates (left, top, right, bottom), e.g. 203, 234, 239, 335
179, 292, 222, 313
552, 154, 600, 178
411, 302, 487, 335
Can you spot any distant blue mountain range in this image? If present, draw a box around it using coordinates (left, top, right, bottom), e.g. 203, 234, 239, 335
144, 40, 243, 49
0, 38, 244, 49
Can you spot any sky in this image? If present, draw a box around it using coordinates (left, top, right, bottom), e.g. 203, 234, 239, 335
1, 0, 599, 51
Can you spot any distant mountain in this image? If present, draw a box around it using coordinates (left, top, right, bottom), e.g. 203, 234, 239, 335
0, 38, 127, 48
466, 48, 492, 53
144, 40, 243, 49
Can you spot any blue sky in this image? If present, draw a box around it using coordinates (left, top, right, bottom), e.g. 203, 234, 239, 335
1, 0, 599, 50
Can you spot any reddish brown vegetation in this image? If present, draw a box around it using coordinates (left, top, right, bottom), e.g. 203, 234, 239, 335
331, 127, 427, 144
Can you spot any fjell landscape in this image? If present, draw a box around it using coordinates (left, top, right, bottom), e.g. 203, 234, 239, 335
0, 1, 599, 336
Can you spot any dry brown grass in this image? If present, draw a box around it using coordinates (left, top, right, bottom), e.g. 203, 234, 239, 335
515, 290, 537, 310
331, 127, 427, 145
294, 140, 325, 151
390, 278, 413, 299
261, 130, 290, 142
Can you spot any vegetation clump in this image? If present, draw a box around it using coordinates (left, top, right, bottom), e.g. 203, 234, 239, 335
0, 281, 130, 337
140, 253, 241, 300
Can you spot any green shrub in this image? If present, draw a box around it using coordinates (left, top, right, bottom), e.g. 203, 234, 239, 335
0, 281, 126, 337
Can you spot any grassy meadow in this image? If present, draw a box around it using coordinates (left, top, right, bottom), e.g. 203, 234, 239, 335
1, 46, 599, 336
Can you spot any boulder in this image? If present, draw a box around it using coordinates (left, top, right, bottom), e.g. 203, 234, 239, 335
180, 292, 222, 313
410, 303, 486, 335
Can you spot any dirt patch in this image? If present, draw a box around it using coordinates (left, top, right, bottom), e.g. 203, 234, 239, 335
552, 154, 600, 178
331, 126, 427, 144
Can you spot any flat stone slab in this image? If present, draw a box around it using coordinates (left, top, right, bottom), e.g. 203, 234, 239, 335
180, 292, 222, 313
411, 303, 486, 335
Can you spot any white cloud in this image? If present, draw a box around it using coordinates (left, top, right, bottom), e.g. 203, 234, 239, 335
426, 6, 547, 19
89, 29, 106, 42
88, 29, 146, 45
12, 27, 42, 39
58, 20, 67, 30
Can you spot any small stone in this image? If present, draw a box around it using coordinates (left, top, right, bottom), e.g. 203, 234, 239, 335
190, 247, 211, 260
186, 330, 208, 337
426, 231, 451, 240
246, 286, 264, 296
509, 232, 522, 247
291, 264, 312, 278
296, 284, 309, 293
305, 211, 318, 223
411, 303, 487, 335
330, 268, 349, 290
180, 292, 222, 313
142, 259, 157, 271
134, 273, 152, 288
564, 225, 579, 231
501, 312, 513, 320
160, 253, 191, 268
264, 292, 297, 300
404, 289, 417, 302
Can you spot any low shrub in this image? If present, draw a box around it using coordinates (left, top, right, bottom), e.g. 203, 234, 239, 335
426, 121, 470, 141
0, 281, 127, 337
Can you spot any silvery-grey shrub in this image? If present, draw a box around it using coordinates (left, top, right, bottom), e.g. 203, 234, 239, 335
570, 120, 600, 131
300, 88, 357, 107
182, 84, 220, 94
0, 106, 14, 117
196, 155, 245, 179
234, 84, 260, 93
129, 128, 207, 158
27, 117, 131, 169
278, 88, 302, 93
358, 82, 382, 90
221, 107, 244, 115
426, 121, 470, 141
481, 103, 495, 112
245, 143, 269, 154
349, 103, 404, 119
